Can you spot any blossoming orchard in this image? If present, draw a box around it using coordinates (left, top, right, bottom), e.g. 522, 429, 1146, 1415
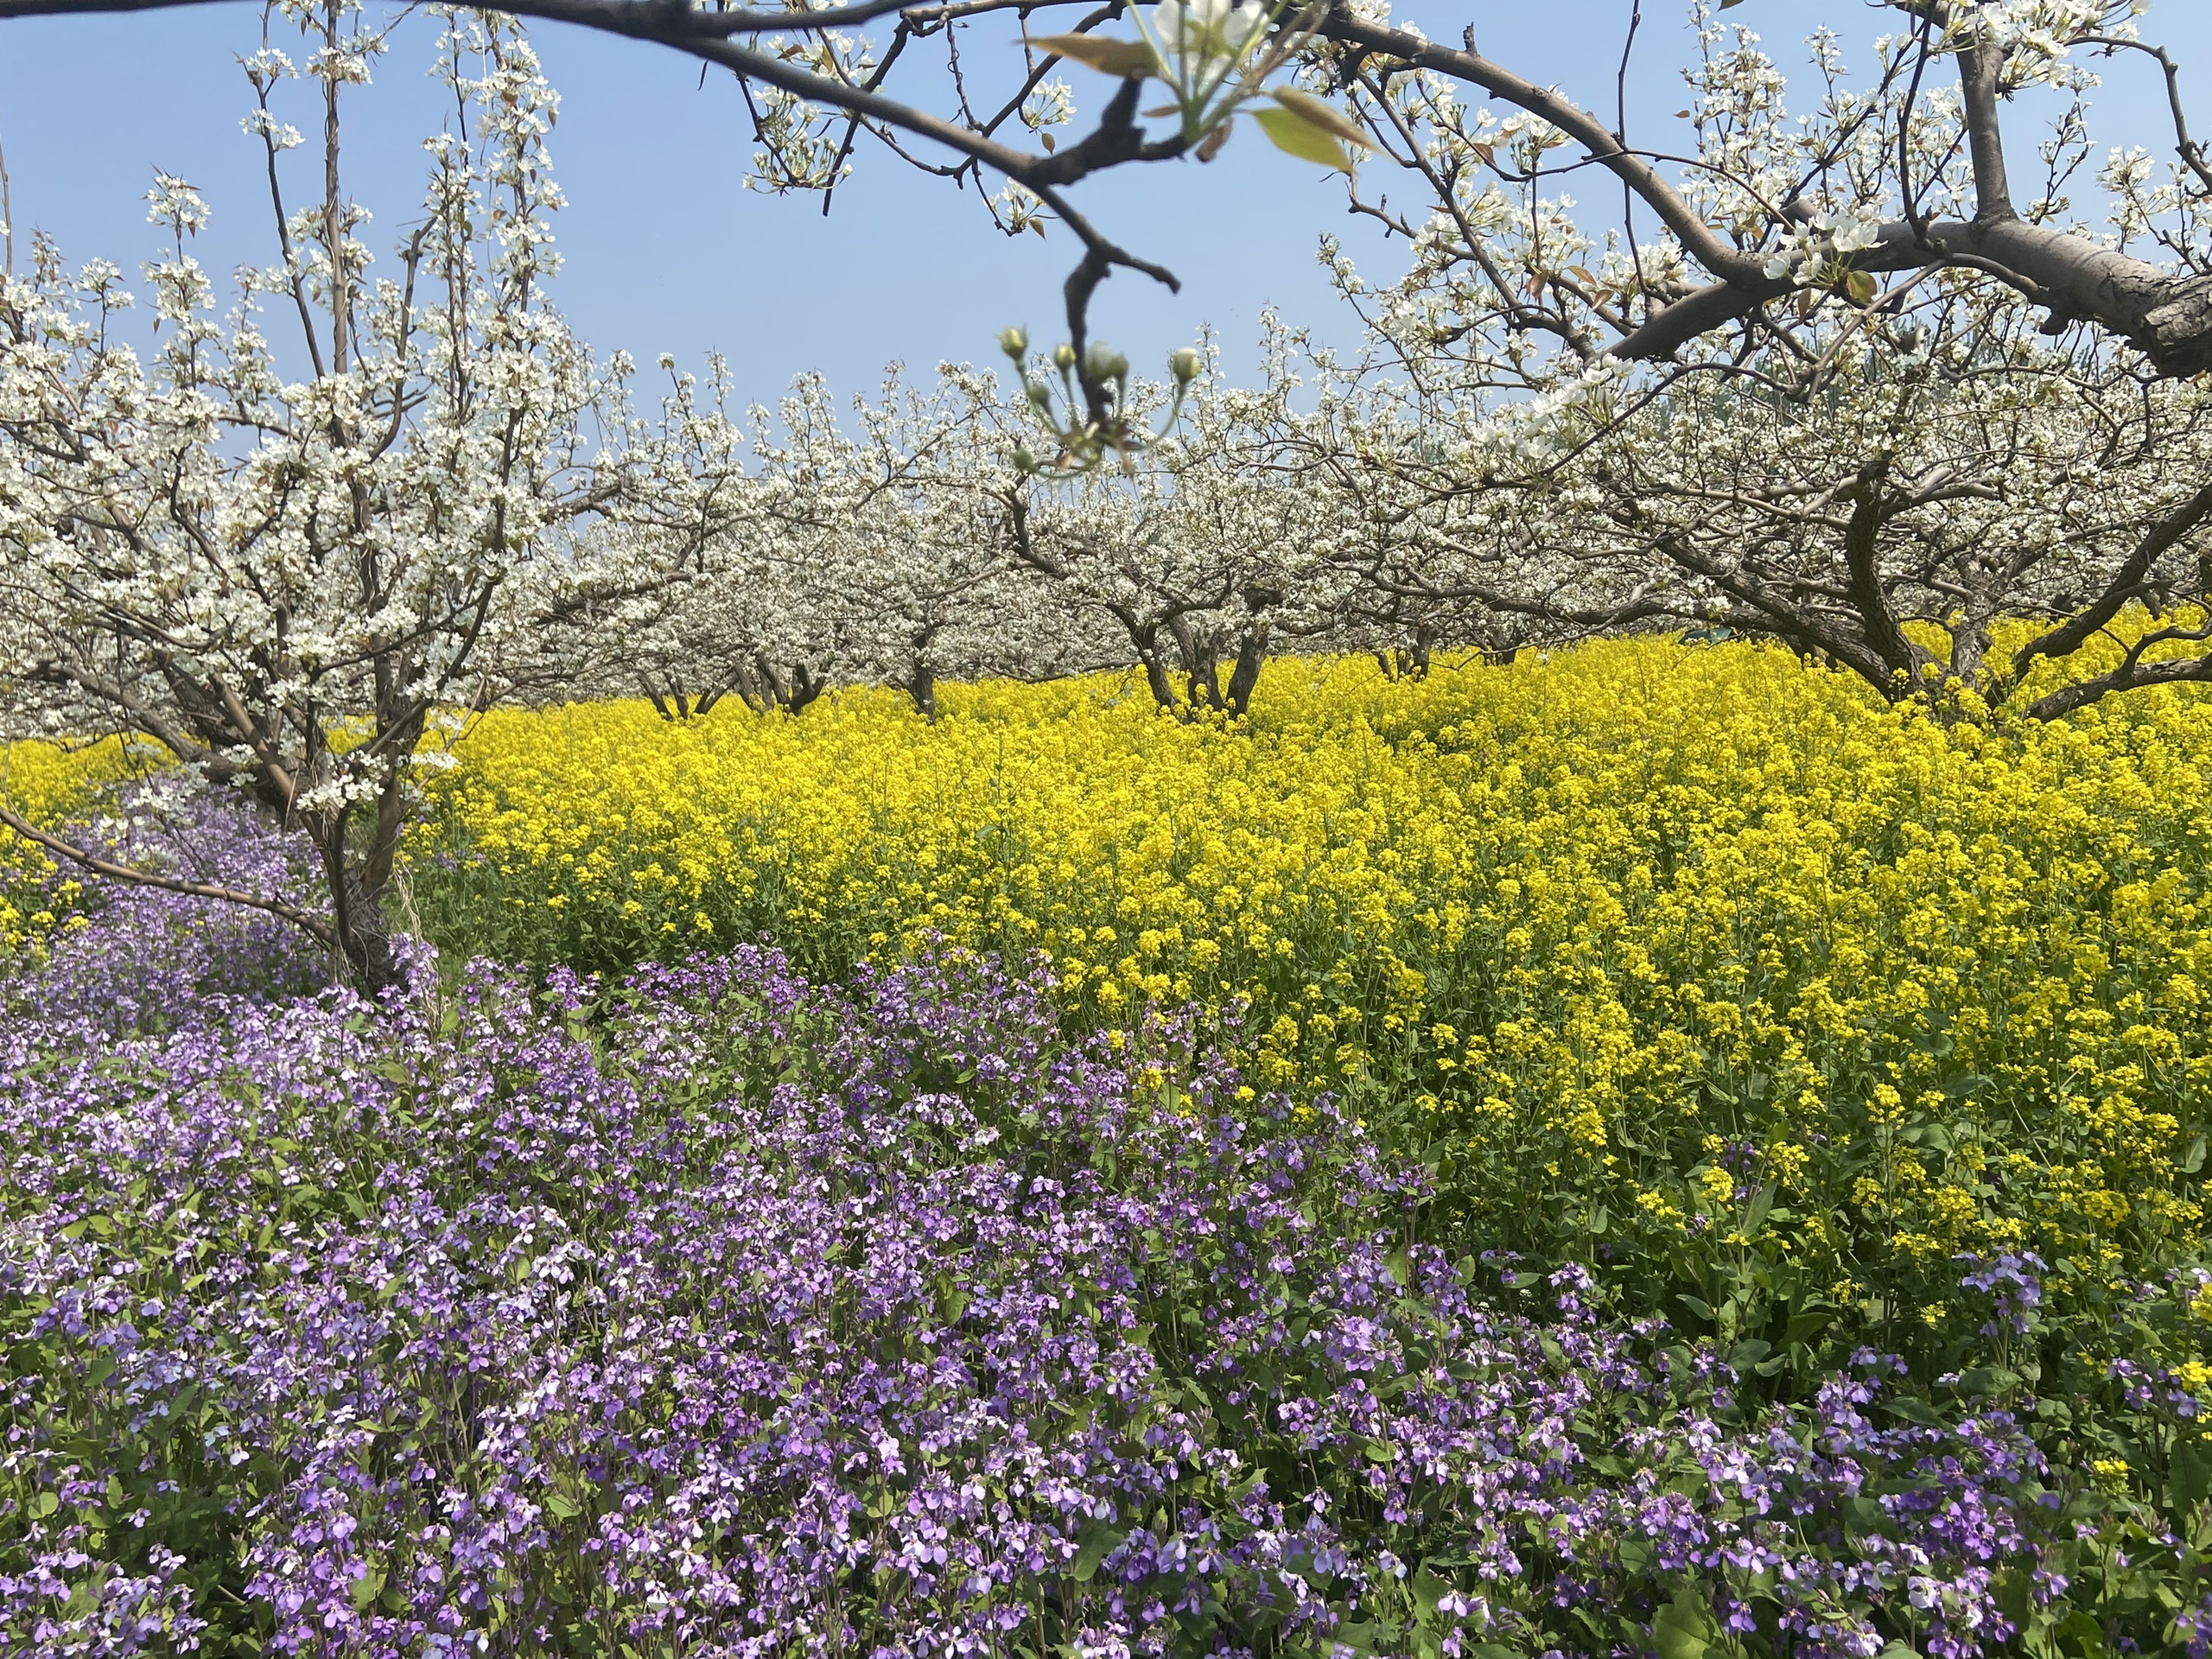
5, 0, 2212, 1652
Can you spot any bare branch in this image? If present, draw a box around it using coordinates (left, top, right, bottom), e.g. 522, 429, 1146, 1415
0, 802, 337, 949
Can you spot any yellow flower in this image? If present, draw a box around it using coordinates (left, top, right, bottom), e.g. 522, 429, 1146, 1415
397, 633, 2212, 1332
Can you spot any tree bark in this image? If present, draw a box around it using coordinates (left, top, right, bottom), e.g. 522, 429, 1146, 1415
905, 661, 938, 721
308, 807, 404, 995
1223, 620, 1269, 716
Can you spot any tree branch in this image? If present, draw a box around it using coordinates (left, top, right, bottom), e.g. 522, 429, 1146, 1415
2025, 626, 2212, 721
2010, 479, 2212, 681
1316, 6, 1768, 287
0, 802, 338, 949
1320, 3, 2212, 375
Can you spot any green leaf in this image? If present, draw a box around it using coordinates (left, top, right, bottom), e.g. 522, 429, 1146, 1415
2182, 1133, 2207, 1174
1031, 34, 1158, 78
1410, 1566, 1450, 1618
1071, 1528, 1119, 1582
2171, 1440, 2212, 1506
1844, 268, 1878, 304
1329, 1622, 1395, 1656
1844, 1495, 1887, 1536
1253, 105, 1356, 172
1742, 1183, 1773, 1236
1955, 1366, 2022, 1398
1652, 1589, 1716, 1659
1783, 1303, 1834, 1345
1268, 88, 1374, 151
350, 1565, 385, 1611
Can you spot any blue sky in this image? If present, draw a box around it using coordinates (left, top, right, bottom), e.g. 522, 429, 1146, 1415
2, 0, 2207, 402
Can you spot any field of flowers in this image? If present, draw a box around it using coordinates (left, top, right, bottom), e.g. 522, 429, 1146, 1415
414, 642, 2212, 1396
0, 735, 130, 957
8, 638, 2212, 1654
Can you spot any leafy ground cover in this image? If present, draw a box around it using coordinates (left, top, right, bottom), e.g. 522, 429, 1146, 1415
0, 870, 2189, 1656
6, 639, 2212, 1653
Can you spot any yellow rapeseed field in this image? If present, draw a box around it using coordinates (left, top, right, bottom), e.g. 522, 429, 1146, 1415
0, 736, 130, 957
414, 638, 2212, 1363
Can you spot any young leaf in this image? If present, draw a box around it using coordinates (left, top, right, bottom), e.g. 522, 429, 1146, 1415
1254, 105, 1353, 170
1030, 34, 1159, 78
1268, 88, 1374, 151
1844, 268, 1878, 304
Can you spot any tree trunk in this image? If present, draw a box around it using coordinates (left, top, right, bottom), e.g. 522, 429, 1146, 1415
905, 661, 938, 721
1104, 607, 1179, 714
1168, 613, 1225, 713
308, 808, 403, 995
1223, 620, 1269, 717
785, 662, 826, 715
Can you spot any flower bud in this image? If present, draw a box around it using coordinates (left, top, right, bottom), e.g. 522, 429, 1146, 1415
1168, 346, 1202, 385
998, 326, 1029, 359
1052, 342, 1079, 371
1026, 380, 1054, 410
1084, 341, 1129, 383
1011, 446, 1038, 474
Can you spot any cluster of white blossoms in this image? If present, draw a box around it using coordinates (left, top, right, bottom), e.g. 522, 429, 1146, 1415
1951, 0, 2132, 57
1761, 206, 1887, 286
